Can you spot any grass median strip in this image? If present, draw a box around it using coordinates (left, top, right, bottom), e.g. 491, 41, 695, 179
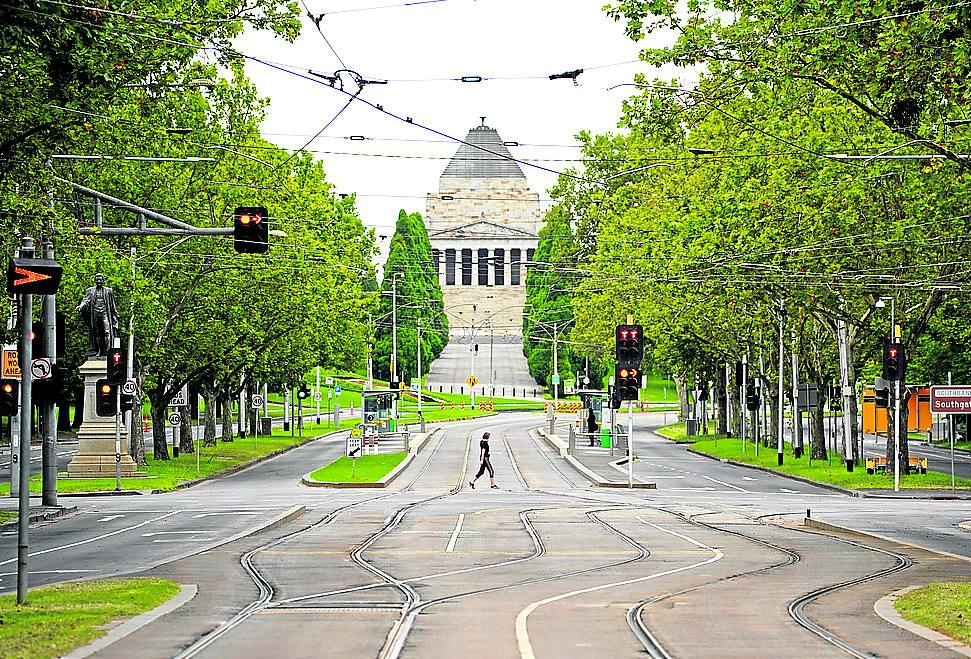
0, 578, 179, 659
309, 452, 407, 483
894, 582, 971, 645
692, 437, 971, 490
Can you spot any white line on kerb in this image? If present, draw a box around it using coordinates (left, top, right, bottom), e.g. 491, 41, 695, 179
445, 514, 465, 553
515, 518, 724, 659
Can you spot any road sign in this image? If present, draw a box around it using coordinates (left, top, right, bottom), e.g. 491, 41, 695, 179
121, 379, 138, 396
466, 375, 478, 388
30, 357, 52, 380
325, 376, 334, 386
930, 385, 971, 414
169, 385, 188, 408
251, 394, 265, 408
410, 383, 419, 392
2, 348, 20, 378
313, 391, 322, 401
168, 411, 182, 426
334, 385, 342, 395
350, 426, 363, 438
6, 257, 63, 295
347, 434, 363, 457
551, 374, 561, 385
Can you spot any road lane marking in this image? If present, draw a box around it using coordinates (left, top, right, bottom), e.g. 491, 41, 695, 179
445, 514, 465, 553
780, 488, 800, 493
515, 518, 724, 659
702, 475, 750, 492
0, 569, 95, 579
152, 539, 215, 543
191, 512, 262, 518
742, 476, 758, 481
142, 531, 209, 537
98, 515, 126, 522
0, 510, 182, 567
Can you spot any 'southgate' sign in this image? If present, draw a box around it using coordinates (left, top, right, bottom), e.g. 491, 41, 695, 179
929, 386, 971, 413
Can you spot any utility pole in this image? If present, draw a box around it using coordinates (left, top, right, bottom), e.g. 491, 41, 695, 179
417, 315, 423, 431
553, 323, 559, 407
41, 239, 57, 505
741, 355, 747, 451
391, 272, 399, 386
777, 300, 785, 466
892, 302, 901, 493
315, 366, 321, 424
791, 338, 801, 458
837, 318, 854, 471
126, 248, 137, 460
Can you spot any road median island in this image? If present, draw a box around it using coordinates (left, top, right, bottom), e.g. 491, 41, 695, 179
0, 578, 181, 659
887, 582, 971, 651
655, 421, 721, 444
689, 437, 971, 494
302, 451, 409, 488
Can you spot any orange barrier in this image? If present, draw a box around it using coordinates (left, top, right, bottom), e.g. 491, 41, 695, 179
861, 387, 931, 434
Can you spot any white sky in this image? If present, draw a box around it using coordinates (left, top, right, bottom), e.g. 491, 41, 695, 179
241, 0, 683, 262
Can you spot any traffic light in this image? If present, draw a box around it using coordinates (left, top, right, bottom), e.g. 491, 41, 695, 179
120, 391, 134, 412
0, 379, 18, 415
33, 364, 67, 404
297, 385, 310, 400
31, 321, 44, 358
875, 387, 890, 409
745, 380, 759, 411
6, 257, 63, 295
96, 379, 117, 416
883, 340, 906, 381
829, 385, 842, 411
233, 206, 269, 254
614, 365, 640, 401
615, 324, 644, 365
107, 347, 126, 384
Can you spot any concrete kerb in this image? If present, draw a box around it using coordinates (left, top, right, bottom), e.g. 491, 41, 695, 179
64, 584, 198, 659
301, 427, 443, 489
533, 427, 656, 488
873, 586, 971, 657
607, 457, 657, 488
652, 429, 696, 445
0, 504, 78, 530
686, 446, 862, 497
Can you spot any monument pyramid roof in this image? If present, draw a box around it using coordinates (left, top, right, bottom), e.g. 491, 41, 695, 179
441, 122, 526, 179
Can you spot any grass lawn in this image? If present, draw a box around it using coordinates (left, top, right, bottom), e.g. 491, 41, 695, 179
0, 578, 179, 659
309, 452, 408, 483
0, 510, 16, 524
895, 582, 971, 645
656, 422, 722, 443
0, 420, 355, 496
692, 437, 971, 490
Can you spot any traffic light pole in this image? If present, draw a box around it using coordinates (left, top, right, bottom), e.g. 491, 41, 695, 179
41, 240, 57, 506
114, 340, 122, 491
627, 399, 634, 488
894, 378, 901, 492
16, 238, 34, 605
777, 300, 785, 466
741, 356, 747, 452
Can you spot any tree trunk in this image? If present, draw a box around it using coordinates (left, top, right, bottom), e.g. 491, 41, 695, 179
220, 387, 234, 442
128, 390, 147, 466
203, 387, 217, 447
148, 389, 169, 461
673, 375, 689, 421
766, 376, 779, 448
809, 382, 827, 461
716, 367, 728, 435
179, 408, 194, 454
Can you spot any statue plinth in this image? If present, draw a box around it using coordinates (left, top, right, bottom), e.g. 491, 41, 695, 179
65, 358, 144, 479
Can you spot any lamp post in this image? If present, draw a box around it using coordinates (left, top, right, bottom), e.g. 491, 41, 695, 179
391, 271, 402, 386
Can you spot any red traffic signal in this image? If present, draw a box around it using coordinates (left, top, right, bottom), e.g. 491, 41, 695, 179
107, 347, 126, 384
233, 206, 269, 254
0, 379, 18, 415
615, 324, 644, 365
6, 257, 63, 295
882, 339, 906, 381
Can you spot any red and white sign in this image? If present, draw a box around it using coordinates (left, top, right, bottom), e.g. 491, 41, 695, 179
930, 386, 971, 414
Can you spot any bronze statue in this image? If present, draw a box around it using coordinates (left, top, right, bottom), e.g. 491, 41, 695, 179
76, 273, 119, 357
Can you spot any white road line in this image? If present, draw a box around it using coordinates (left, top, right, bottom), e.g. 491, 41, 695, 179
0, 569, 96, 578
741, 476, 758, 481
0, 510, 182, 567
191, 512, 262, 518
142, 531, 208, 537
702, 475, 750, 492
515, 517, 724, 659
152, 539, 214, 543
445, 514, 465, 553
98, 515, 126, 522
780, 488, 800, 493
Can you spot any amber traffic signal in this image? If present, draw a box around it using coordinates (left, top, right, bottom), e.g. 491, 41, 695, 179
233, 206, 269, 254
614, 365, 640, 401
0, 379, 18, 415
96, 379, 117, 416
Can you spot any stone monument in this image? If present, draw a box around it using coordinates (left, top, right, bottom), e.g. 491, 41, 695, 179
66, 273, 142, 478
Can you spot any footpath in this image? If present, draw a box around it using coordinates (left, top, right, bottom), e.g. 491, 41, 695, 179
534, 421, 656, 488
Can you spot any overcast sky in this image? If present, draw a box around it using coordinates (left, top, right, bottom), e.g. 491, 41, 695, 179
241, 0, 683, 261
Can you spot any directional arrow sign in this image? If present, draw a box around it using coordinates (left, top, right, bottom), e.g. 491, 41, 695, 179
6, 258, 63, 295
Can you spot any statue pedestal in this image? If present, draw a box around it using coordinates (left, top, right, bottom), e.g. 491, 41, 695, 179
66, 359, 143, 479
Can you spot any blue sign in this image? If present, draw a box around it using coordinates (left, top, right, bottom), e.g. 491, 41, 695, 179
334, 385, 342, 395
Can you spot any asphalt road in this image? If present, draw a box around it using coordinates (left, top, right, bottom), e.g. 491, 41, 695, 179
425, 335, 540, 392
3, 412, 971, 658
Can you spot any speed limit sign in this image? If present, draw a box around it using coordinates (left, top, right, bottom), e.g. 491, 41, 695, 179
168, 412, 182, 426
251, 394, 265, 408
121, 379, 138, 396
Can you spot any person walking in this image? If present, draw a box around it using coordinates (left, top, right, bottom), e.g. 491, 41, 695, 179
587, 407, 599, 446
470, 431, 497, 489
